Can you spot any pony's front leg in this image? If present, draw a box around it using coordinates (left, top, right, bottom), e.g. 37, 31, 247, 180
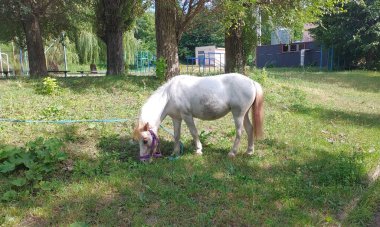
172, 118, 182, 155
183, 115, 203, 155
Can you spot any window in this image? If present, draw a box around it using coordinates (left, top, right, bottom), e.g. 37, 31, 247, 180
282, 43, 306, 53
282, 45, 289, 52
290, 44, 297, 52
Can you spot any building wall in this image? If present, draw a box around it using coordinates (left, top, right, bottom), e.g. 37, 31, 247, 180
195, 46, 225, 66
256, 41, 328, 68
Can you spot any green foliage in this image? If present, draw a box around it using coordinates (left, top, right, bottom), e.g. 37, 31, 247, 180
95, 0, 144, 41
46, 35, 80, 70
135, 12, 156, 54
155, 57, 167, 81
250, 68, 268, 85
35, 77, 60, 95
311, 0, 380, 69
76, 30, 104, 65
0, 138, 66, 201
219, 0, 348, 69
124, 30, 140, 65
199, 130, 213, 147
40, 105, 66, 120
179, 9, 225, 61
0, 0, 83, 46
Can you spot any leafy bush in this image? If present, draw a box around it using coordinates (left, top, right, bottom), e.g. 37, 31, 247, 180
35, 77, 60, 95
0, 137, 67, 201
40, 105, 65, 119
199, 130, 213, 147
255, 68, 268, 85
155, 57, 167, 81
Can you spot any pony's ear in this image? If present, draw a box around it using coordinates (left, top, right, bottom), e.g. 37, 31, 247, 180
143, 122, 150, 131
133, 125, 141, 140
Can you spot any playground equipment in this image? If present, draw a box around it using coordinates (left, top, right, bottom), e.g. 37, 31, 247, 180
0, 49, 13, 77
131, 51, 155, 76
185, 52, 225, 75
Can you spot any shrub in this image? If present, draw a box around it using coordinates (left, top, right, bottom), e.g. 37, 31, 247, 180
35, 77, 60, 95
155, 57, 167, 81
0, 137, 67, 201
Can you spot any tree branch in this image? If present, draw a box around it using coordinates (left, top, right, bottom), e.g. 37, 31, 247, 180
176, 0, 208, 40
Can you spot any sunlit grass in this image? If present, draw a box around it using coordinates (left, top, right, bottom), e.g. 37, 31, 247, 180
1, 69, 379, 225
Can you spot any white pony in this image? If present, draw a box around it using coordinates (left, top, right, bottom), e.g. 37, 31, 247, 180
134, 73, 264, 161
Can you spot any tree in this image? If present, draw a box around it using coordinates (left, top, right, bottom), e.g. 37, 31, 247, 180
135, 11, 156, 54
155, 0, 209, 80
95, 0, 144, 75
0, 0, 86, 77
179, 9, 225, 62
0, 1, 61, 77
220, 0, 348, 74
311, 0, 380, 70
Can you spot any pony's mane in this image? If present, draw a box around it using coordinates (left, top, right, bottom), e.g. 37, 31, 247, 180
133, 80, 173, 140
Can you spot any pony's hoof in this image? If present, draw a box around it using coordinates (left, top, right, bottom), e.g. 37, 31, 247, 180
246, 151, 254, 156
195, 150, 203, 156
228, 152, 236, 158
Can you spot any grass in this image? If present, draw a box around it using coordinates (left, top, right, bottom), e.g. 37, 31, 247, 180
0, 68, 380, 226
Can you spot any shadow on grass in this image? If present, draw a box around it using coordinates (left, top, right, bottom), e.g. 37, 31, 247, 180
269, 69, 380, 93
291, 104, 380, 128
97, 134, 195, 161
55, 75, 161, 94
2, 136, 375, 226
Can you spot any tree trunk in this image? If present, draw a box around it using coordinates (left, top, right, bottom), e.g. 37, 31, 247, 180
155, 0, 180, 80
103, 0, 125, 75
105, 30, 124, 75
21, 13, 47, 77
225, 23, 245, 74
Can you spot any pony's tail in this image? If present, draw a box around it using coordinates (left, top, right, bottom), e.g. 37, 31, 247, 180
252, 82, 264, 140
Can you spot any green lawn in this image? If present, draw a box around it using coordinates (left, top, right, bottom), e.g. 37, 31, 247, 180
1, 68, 379, 226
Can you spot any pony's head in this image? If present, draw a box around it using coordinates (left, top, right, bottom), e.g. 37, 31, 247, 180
133, 122, 161, 162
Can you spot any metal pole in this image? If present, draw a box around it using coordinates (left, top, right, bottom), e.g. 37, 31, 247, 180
320, 45, 323, 70
25, 51, 29, 75
12, 41, 16, 76
62, 32, 68, 75
330, 47, 334, 71
0, 49, 3, 76
220, 53, 222, 72
5, 53, 9, 72
20, 49, 24, 75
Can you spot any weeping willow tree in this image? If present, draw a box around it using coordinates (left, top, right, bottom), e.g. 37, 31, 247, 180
124, 30, 140, 65
95, 0, 144, 75
77, 30, 106, 65
45, 36, 79, 70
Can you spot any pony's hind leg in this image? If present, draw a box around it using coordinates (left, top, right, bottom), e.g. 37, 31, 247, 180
229, 113, 245, 157
244, 112, 254, 155
182, 114, 203, 155
172, 118, 182, 155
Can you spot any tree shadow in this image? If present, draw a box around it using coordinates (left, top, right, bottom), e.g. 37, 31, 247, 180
269, 69, 380, 93
2, 136, 376, 225
291, 104, 380, 128
197, 139, 370, 224
56, 75, 161, 94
